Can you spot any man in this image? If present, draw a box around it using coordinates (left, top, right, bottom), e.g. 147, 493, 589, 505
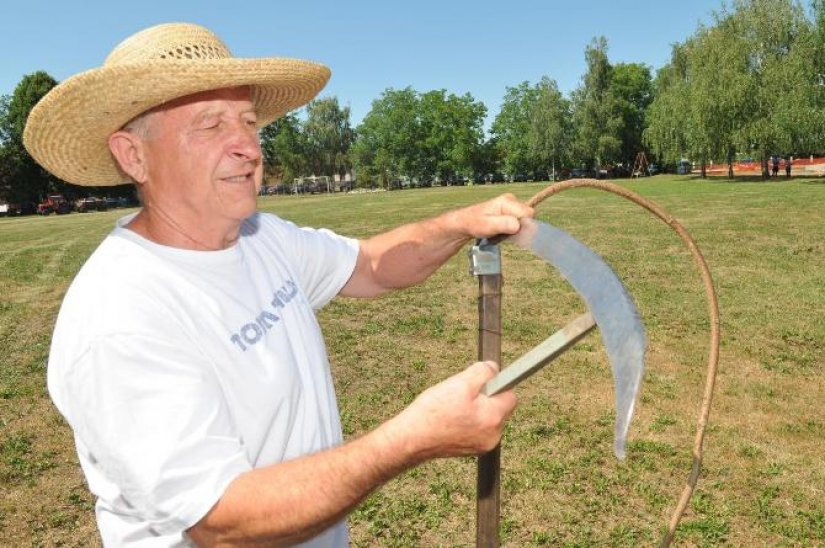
24, 23, 531, 546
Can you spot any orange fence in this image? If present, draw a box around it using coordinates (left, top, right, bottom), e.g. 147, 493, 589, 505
693, 156, 825, 176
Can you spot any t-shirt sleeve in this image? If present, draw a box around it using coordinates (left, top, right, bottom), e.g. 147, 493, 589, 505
264, 216, 359, 310
62, 332, 251, 536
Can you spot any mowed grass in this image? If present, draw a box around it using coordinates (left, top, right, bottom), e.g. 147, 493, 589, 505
0, 176, 823, 546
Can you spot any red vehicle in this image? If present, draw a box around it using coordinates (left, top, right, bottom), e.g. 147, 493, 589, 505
37, 194, 72, 215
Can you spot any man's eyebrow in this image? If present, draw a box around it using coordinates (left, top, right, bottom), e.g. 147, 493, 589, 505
191, 107, 257, 126
191, 108, 222, 126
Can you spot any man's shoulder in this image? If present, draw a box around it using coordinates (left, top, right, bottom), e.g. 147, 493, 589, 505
60, 231, 190, 329
73, 231, 167, 290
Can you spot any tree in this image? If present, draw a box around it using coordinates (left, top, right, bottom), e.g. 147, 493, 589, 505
352, 87, 420, 187
611, 63, 653, 166
259, 113, 308, 185
0, 71, 60, 203
527, 77, 572, 180
570, 37, 624, 170
644, 42, 692, 168
353, 87, 486, 186
418, 90, 486, 181
0, 95, 11, 144
692, 17, 754, 178
491, 81, 537, 176
646, 0, 823, 178
725, 0, 817, 177
303, 97, 354, 178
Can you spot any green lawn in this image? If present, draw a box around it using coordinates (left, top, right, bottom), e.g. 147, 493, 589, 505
1, 176, 823, 546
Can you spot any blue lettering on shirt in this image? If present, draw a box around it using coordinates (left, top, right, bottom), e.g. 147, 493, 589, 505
230, 280, 299, 352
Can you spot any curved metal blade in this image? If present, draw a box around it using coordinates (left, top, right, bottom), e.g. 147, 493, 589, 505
509, 218, 646, 459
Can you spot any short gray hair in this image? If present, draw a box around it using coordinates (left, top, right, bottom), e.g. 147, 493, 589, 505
121, 110, 156, 140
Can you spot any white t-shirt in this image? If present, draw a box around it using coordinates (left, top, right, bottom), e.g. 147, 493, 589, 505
47, 212, 359, 547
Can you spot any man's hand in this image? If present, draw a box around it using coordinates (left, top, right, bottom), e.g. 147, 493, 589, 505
188, 360, 517, 546
442, 193, 535, 240
386, 361, 518, 462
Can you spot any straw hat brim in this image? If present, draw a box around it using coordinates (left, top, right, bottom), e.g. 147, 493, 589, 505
23, 57, 330, 186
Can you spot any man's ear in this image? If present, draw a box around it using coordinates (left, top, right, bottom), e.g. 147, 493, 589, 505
109, 130, 149, 183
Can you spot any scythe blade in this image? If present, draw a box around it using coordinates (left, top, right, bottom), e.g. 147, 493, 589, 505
508, 218, 646, 459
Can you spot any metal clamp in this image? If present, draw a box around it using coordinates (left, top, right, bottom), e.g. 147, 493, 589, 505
468, 239, 501, 276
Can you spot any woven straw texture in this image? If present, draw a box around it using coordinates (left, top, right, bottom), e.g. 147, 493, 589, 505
23, 23, 331, 186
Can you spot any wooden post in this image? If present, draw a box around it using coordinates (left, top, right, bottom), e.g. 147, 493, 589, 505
469, 241, 502, 548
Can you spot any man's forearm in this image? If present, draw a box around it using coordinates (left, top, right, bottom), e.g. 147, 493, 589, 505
188, 416, 420, 546
341, 195, 532, 298
358, 211, 468, 293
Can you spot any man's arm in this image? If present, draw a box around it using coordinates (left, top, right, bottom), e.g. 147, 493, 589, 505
187, 361, 516, 546
340, 194, 533, 298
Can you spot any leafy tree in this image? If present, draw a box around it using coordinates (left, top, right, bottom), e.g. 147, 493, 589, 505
528, 77, 572, 179
646, 0, 823, 178
259, 113, 308, 185
644, 43, 692, 167
353, 87, 485, 186
419, 90, 486, 181
0, 95, 11, 144
303, 97, 354, 178
472, 137, 503, 179
352, 87, 420, 187
611, 63, 653, 166
0, 71, 60, 203
490, 81, 537, 176
570, 37, 624, 169
724, 0, 817, 176
692, 17, 754, 177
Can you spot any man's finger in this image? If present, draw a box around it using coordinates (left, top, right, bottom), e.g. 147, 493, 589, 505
464, 361, 500, 391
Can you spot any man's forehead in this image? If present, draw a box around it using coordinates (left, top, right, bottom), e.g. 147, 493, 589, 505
156, 86, 256, 118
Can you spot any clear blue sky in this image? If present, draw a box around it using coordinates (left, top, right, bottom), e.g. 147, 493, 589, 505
1, 0, 724, 130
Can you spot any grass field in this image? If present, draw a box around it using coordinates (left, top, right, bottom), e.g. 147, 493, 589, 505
1, 176, 823, 546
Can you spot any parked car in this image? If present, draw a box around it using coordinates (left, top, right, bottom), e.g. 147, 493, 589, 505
13, 202, 37, 216
37, 194, 72, 215
117, 196, 138, 208
531, 170, 550, 182
676, 160, 692, 175
569, 168, 595, 179
484, 172, 505, 184
75, 197, 97, 212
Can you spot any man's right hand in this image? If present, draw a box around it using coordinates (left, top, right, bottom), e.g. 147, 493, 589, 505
188, 361, 517, 546
387, 361, 518, 462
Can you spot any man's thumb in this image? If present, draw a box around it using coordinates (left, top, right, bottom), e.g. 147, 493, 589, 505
465, 360, 499, 389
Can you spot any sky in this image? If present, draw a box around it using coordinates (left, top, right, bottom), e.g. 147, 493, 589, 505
1, 0, 725, 131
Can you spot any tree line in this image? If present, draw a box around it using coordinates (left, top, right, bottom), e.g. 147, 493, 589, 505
2, 0, 824, 203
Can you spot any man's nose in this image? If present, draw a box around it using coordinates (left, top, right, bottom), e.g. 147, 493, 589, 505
228, 122, 262, 161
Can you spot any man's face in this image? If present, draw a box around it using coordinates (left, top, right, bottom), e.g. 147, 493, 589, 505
140, 86, 263, 228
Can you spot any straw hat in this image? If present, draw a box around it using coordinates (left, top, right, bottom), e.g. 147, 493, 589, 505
23, 22, 331, 186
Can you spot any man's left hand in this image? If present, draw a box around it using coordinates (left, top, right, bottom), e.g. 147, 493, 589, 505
442, 193, 534, 240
